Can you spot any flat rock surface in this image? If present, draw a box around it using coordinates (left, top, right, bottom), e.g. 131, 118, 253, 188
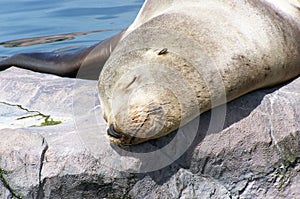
0, 67, 299, 198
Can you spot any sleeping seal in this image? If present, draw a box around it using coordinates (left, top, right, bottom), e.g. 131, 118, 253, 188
99, 0, 300, 145
1, 0, 299, 146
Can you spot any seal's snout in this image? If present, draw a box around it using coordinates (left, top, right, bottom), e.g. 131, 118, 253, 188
107, 124, 122, 139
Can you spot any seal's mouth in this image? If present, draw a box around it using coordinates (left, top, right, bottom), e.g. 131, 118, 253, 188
107, 124, 123, 139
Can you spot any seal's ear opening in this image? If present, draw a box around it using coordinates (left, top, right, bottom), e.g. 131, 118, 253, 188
157, 48, 168, 55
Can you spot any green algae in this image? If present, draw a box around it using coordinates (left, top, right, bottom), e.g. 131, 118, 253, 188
0, 102, 62, 127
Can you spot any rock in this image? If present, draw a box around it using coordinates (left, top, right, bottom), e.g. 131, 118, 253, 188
0, 185, 11, 199
0, 67, 299, 198
189, 78, 300, 198
130, 169, 232, 198
0, 128, 47, 198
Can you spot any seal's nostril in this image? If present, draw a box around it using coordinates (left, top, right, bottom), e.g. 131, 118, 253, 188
107, 124, 122, 139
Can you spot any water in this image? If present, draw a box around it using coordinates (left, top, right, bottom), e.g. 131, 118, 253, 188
0, 0, 143, 58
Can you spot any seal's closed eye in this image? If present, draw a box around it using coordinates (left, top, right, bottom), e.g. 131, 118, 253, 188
107, 124, 122, 139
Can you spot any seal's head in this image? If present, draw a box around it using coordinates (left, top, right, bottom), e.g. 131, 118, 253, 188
105, 81, 181, 145
98, 48, 197, 146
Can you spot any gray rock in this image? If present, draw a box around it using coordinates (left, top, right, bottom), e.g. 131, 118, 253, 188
190, 78, 300, 198
0, 67, 299, 198
0, 128, 47, 198
131, 169, 232, 199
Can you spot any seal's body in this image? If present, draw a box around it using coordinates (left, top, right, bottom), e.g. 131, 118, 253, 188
99, 0, 300, 145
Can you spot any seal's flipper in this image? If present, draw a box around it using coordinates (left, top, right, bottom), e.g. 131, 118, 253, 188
0, 31, 123, 80
0, 50, 91, 77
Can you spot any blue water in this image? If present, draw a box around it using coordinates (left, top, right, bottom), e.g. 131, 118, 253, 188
0, 0, 143, 58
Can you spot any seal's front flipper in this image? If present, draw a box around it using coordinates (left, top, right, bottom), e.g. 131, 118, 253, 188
0, 31, 124, 80
0, 51, 84, 77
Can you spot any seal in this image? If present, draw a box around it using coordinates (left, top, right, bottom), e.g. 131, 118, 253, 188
1, 0, 300, 146
99, 0, 300, 145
